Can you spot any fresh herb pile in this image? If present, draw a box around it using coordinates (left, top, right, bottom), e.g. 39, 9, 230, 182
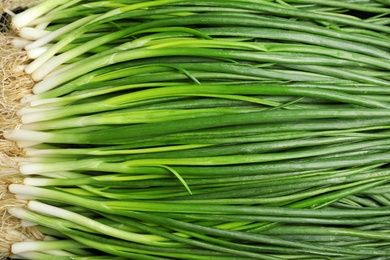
2, 0, 390, 259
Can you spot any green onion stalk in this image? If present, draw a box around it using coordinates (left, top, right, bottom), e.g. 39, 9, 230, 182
2, 0, 390, 259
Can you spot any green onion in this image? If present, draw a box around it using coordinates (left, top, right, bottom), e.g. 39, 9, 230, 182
2, 0, 390, 259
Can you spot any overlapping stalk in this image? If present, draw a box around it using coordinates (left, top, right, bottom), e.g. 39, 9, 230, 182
1, 0, 390, 259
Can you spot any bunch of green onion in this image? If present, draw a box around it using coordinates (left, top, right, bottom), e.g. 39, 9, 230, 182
1, 0, 390, 259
